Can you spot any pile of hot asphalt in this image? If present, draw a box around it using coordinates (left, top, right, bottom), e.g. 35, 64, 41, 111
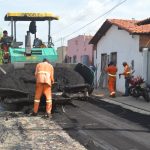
0, 63, 85, 95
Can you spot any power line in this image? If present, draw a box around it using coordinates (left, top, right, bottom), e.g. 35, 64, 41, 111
52, 0, 113, 36
54, 0, 127, 44
63, 0, 127, 39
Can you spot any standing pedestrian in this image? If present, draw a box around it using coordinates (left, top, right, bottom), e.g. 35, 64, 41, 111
33, 58, 54, 118
105, 61, 118, 97
119, 62, 131, 96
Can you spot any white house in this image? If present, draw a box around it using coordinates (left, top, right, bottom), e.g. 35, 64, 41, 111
89, 18, 150, 93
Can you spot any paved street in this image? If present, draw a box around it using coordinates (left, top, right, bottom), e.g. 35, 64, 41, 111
53, 98, 150, 150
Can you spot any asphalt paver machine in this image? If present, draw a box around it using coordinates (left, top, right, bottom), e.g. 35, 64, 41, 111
0, 12, 94, 105
4, 12, 59, 63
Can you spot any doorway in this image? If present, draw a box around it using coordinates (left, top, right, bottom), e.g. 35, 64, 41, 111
99, 53, 109, 88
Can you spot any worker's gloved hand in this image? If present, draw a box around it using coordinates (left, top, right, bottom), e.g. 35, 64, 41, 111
119, 74, 121, 79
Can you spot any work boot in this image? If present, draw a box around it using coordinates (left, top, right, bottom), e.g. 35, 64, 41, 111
30, 112, 38, 116
44, 113, 52, 119
112, 95, 116, 98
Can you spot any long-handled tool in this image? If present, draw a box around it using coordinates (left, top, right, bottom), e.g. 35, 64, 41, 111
0, 66, 6, 74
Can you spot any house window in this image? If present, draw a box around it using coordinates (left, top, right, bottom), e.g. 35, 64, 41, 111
73, 55, 77, 63
69, 57, 72, 63
110, 52, 117, 65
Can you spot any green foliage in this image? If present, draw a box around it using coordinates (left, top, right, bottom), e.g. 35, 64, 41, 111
0, 27, 2, 39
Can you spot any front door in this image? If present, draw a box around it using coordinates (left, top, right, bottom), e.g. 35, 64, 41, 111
99, 53, 109, 88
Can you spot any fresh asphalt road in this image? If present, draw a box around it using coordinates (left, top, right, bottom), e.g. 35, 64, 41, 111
53, 98, 150, 150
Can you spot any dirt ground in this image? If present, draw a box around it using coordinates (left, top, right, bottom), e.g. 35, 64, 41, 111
0, 111, 86, 150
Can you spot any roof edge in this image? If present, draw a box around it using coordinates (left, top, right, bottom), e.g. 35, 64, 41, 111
89, 20, 112, 45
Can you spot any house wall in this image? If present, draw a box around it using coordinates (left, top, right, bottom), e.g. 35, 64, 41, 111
96, 25, 145, 93
56, 46, 67, 63
67, 35, 93, 65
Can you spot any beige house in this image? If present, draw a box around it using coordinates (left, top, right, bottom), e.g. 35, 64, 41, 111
56, 46, 67, 63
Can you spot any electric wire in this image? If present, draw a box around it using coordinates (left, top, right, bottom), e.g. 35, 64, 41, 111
52, 0, 113, 36
54, 0, 127, 44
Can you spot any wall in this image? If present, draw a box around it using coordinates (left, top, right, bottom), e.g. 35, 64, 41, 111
96, 25, 144, 93
67, 35, 93, 65
56, 46, 67, 63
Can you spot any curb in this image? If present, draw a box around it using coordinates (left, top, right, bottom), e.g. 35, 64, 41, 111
91, 95, 150, 115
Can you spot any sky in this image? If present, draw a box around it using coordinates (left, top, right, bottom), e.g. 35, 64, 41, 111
0, 0, 150, 48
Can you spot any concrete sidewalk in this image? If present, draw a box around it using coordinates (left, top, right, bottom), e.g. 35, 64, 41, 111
92, 88, 150, 115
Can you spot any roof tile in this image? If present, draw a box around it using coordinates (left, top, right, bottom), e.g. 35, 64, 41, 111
108, 19, 150, 34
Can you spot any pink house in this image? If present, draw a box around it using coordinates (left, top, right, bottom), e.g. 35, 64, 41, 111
66, 35, 93, 65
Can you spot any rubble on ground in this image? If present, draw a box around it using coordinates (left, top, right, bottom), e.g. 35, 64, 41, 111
0, 112, 86, 150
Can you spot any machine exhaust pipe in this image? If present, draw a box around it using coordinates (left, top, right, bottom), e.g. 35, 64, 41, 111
25, 31, 31, 56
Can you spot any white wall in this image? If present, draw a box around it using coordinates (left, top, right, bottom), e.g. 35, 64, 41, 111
96, 25, 144, 93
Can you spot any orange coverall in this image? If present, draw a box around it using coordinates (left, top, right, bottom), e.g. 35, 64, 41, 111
122, 64, 131, 78
34, 61, 54, 114
105, 65, 118, 96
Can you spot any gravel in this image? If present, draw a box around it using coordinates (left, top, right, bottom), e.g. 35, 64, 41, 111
0, 112, 87, 150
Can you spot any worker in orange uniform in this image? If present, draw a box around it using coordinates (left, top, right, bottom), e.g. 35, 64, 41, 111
0, 30, 12, 62
105, 61, 118, 97
119, 62, 131, 96
33, 58, 54, 118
